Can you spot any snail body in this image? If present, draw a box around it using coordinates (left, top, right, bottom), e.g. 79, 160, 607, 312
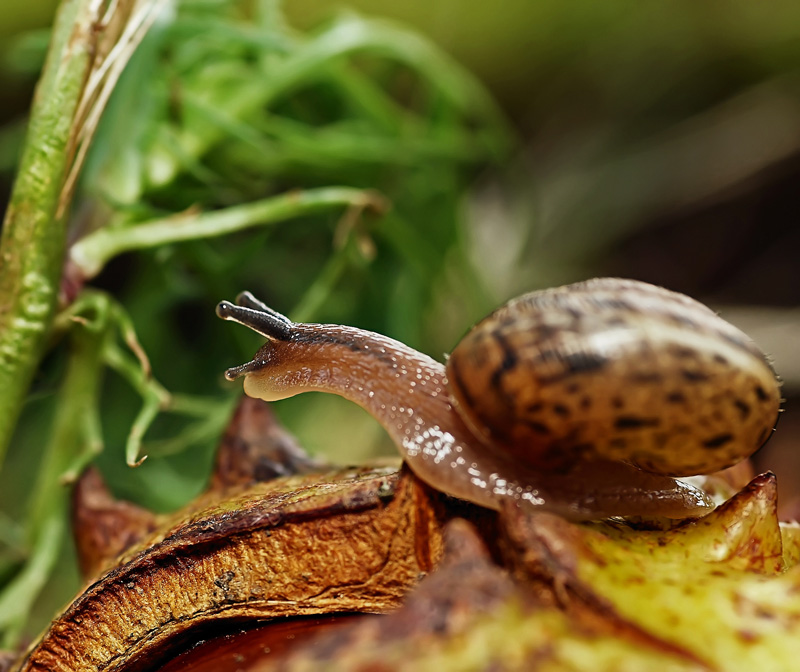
217, 278, 781, 520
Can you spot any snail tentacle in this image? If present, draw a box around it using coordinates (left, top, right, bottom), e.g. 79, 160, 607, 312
235, 291, 293, 325
216, 300, 293, 341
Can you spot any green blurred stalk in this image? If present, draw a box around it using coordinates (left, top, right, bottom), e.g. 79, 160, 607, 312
0, 0, 99, 468
70, 187, 387, 279
0, 321, 104, 647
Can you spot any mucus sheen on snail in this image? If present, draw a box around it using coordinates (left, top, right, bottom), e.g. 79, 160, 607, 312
216, 278, 781, 521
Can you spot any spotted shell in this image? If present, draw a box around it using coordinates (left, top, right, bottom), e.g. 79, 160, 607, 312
446, 278, 781, 476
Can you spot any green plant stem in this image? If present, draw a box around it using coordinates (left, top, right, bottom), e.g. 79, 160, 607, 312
70, 187, 387, 279
0, 0, 98, 470
290, 249, 351, 324
0, 321, 105, 648
0, 511, 64, 648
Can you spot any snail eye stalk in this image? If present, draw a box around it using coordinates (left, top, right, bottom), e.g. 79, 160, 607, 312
234, 292, 292, 326
216, 298, 293, 341
223, 359, 265, 381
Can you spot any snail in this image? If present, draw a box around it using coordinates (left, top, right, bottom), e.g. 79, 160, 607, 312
216, 278, 781, 520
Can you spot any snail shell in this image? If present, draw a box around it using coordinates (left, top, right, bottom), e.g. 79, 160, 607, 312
216, 278, 781, 520
447, 278, 781, 477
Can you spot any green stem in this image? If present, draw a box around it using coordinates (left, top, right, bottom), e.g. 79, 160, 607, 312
0, 0, 99, 470
70, 186, 387, 279
289, 250, 351, 324
0, 511, 64, 649
0, 321, 105, 648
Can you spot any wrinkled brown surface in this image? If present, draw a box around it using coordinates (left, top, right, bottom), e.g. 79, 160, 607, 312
156, 520, 524, 672
16, 397, 463, 672
11, 397, 800, 672
213, 520, 707, 672
19, 464, 448, 672
248, 519, 528, 671
162, 472, 800, 672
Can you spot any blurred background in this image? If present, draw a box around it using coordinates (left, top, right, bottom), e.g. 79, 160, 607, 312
1, 0, 799, 640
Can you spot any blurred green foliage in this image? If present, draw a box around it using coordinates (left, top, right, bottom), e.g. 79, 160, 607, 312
0, 0, 511, 644
0, 1, 59, 39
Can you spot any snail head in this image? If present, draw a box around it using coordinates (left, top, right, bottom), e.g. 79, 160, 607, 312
216, 292, 304, 401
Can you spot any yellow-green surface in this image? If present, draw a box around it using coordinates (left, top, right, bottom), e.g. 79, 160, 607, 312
0, 1, 58, 38
571, 477, 800, 670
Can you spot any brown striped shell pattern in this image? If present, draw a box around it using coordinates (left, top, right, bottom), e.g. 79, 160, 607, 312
217, 278, 781, 520
447, 278, 781, 477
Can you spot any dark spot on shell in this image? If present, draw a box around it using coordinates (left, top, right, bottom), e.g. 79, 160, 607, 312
538, 348, 608, 384
570, 442, 596, 457
629, 372, 664, 384
666, 391, 686, 404
702, 433, 733, 449
563, 350, 608, 375
580, 396, 592, 410
533, 324, 560, 340
755, 385, 768, 402
609, 437, 627, 449
734, 399, 751, 419
539, 445, 572, 473
713, 353, 728, 365
670, 345, 696, 359
489, 331, 518, 390
553, 403, 570, 417
614, 416, 660, 429
612, 397, 624, 409
566, 382, 581, 394
525, 402, 543, 414
525, 420, 551, 435
652, 432, 669, 448
682, 369, 710, 382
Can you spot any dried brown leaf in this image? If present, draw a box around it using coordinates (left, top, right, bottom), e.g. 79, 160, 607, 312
211, 396, 325, 493
240, 520, 706, 672
71, 467, 158, 579
18, 464, 450, 672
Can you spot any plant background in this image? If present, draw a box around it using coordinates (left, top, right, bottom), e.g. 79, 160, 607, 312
1, 0, 799, 643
